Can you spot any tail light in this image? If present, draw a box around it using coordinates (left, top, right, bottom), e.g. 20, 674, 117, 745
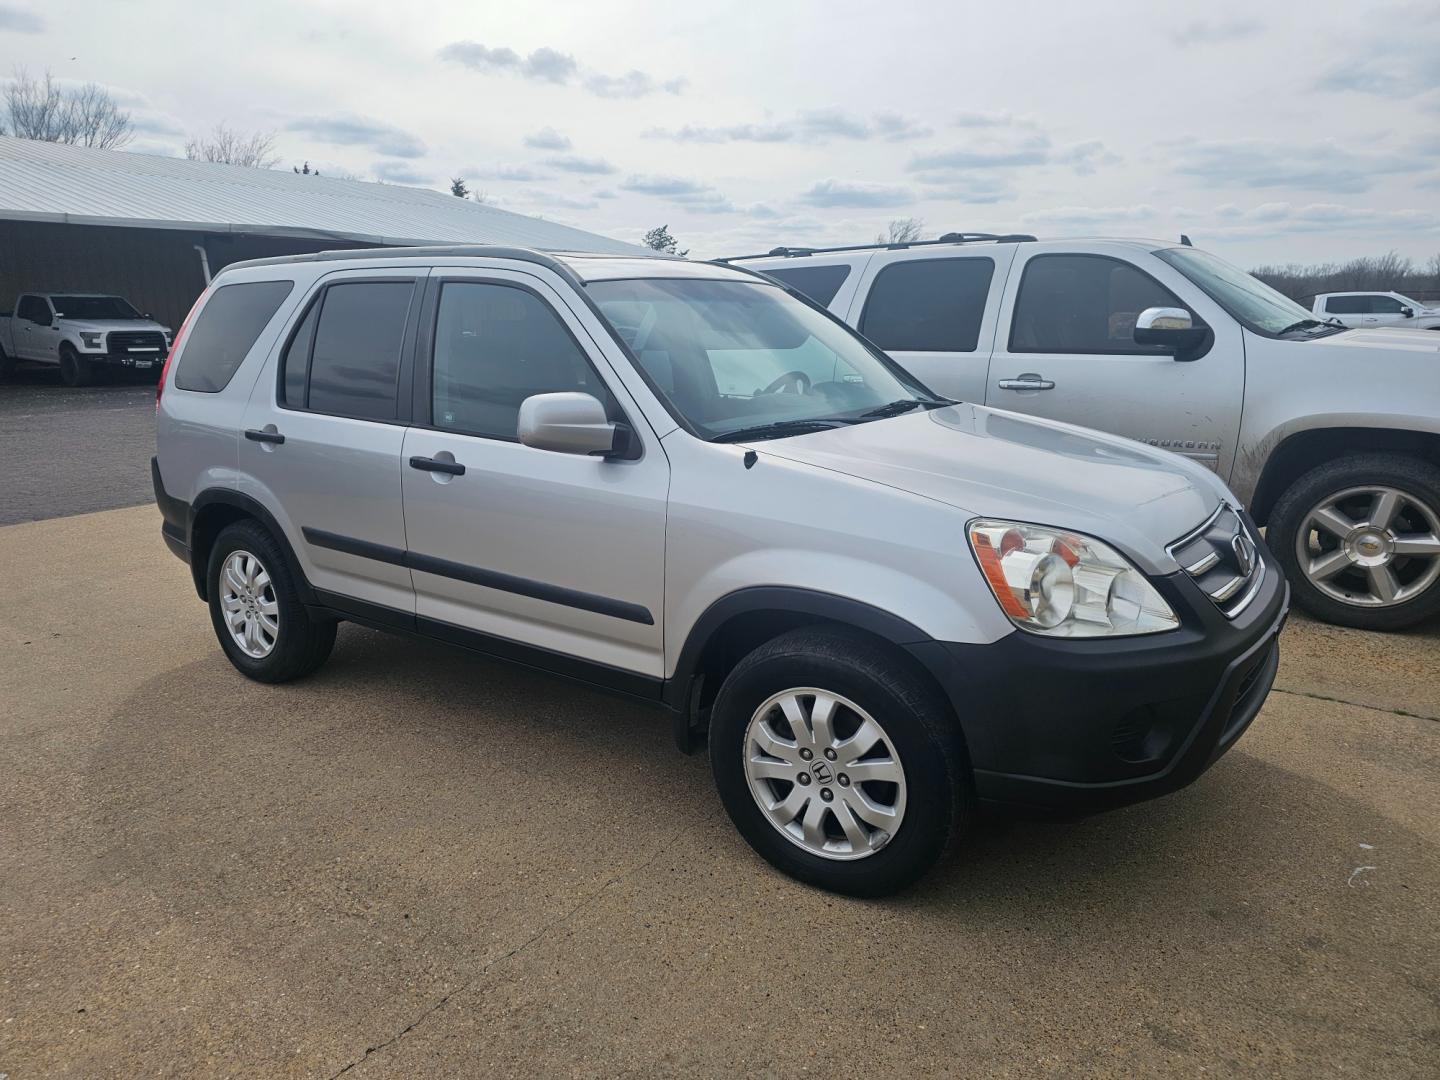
157, 288, 207, 409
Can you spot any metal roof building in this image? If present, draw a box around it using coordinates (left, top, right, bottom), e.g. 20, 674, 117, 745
0, 136, 641, 327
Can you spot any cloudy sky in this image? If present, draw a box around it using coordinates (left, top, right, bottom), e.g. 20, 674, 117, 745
1, 0, 1436, 264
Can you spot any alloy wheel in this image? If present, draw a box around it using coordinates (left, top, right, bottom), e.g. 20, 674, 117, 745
1296, 485, 1440, 608
219, 549, 280, 658
742, 688, 907, 861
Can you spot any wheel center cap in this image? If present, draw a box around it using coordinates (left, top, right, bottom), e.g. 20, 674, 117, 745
1346, 529, 1393, 566
811, 761, 834, 785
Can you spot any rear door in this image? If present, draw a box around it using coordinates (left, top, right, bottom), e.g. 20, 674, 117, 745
399, 268, 668, 678
239, 269, 423, 618
985, 249, 1244, 477
844, 248, 1015, 402
15, 295, 53, 361
1321, 295, 1366, 327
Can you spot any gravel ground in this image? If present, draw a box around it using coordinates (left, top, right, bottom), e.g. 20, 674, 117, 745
1, 504, 1437, 1079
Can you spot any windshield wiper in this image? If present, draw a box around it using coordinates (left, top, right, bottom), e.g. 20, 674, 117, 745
709, 418, 845, 444
1276, 318, 1328, 335
855, 398, 954, 420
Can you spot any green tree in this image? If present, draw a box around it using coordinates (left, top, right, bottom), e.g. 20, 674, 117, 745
450, 176, 469, 198
642, 224, 688, 257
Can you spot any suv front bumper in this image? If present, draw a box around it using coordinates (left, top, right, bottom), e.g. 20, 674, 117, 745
908, 542, 1289, 818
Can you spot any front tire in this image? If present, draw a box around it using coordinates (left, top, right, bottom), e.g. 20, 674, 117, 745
58, 344, 93, 387
207, 520, 336, 682
1269, 453, 1440, 631
710, 627, 968, 896
0, 344, 14, 382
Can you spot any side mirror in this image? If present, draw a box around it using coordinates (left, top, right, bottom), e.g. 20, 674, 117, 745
518, 392, 632, 458
1134, 306, 1209, 361
1401, 306, 1414, 318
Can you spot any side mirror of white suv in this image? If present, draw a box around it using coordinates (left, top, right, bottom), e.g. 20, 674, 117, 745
1133, 306, 1209, 361
518, 391, 625, 457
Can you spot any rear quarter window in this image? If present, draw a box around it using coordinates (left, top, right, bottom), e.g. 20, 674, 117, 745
174, 281, 295, 393
762, 264, 852, 307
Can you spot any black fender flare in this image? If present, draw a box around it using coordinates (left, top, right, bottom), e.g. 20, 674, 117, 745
188, 489, 317, 605
663, 586, 935, 750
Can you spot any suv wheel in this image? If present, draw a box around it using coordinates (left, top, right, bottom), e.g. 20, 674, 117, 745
58, 344, 93, 387
709, 627, 968, 896
207, 520, 337, 681
1270, 453, 1440, 631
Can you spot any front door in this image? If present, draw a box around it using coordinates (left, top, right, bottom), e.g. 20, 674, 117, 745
1361, 295, 1408, 328
400, 270, 668, 679
985, 251, 1244, 477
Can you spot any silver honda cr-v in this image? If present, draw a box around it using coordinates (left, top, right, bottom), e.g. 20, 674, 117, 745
153, 246, 1288, 895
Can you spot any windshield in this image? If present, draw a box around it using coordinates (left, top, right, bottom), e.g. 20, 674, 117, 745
1155, 248, 1322, 336
52, 295, 142, 319
587, 277, 940, 440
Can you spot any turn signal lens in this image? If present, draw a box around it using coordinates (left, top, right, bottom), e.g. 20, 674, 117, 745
968, 520, 1179, 638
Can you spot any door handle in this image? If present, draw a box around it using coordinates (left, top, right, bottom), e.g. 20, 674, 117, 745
244, 429, 285, 444
997, 375, 1056, 391
409, 455, 466, 476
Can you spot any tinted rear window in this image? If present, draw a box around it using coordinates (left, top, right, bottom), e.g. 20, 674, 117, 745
174, 281, 294, 392
304, 281, 415, 420
763, 264, 852, 307
859, 258, 994, 352
1325, 296, 1366, 314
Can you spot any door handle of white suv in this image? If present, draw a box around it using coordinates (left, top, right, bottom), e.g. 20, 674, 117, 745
997, 375, 1055, 391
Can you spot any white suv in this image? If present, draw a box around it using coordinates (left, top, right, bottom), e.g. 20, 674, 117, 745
153, 245, 1287, 895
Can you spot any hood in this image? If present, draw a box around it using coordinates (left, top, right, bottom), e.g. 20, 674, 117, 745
64, 318, 169, 333
752, 403, 1227, 573
1298, 326, 1440, 365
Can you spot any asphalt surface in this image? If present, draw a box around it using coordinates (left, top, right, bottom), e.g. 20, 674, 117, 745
1, 504, 1437, 1078
0, 366, 159, 525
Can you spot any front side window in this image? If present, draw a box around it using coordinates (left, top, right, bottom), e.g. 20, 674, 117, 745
1010, 254, 1191, 355
860, 258, 994, 353
1369, 295, 1405, 314
762, 264, 852, 307
174, 280, 293, 393
18, 296, 50, 324
293, 281, 414, 420
430, 282, 613, 440
588, 277, 938, 441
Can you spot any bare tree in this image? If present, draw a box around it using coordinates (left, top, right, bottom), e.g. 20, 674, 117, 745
1251, 251, 1440, 302
875, 217, 924, 245
185, 124, 279, 168
472, 189, 492, 205
3, 68, 133, 149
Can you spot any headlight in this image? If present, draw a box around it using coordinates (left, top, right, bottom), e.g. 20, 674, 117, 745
79, 332, 103, 349
968, 520, 1178, 637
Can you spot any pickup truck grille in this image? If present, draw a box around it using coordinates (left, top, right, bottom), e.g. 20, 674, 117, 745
1168, 505, 1264, 618
106, 330, 167, 355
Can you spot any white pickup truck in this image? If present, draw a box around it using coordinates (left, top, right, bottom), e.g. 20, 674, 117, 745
1310, 291, 1440, 330
730, 235, 1440, 631
0, 292, 173, 386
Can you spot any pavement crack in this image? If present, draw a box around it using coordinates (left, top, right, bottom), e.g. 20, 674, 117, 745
324, 846, 665, 1079
1271, 685, 1440, 723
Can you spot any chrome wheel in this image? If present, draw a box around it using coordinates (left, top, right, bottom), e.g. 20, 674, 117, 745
219, 550, 280, 658
743, 688, 907, 861
1296, 485, 1440, 608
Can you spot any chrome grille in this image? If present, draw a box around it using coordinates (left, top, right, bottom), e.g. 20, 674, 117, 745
1168, 505, 1264, 618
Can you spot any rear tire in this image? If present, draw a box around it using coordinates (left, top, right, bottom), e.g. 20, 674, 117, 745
58, 344, 93, 387
1269, 453, 1440, 631
207, 520, 336, 682
709, 627, 968, 896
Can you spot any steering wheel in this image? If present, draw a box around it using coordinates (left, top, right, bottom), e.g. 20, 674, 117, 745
760, 370, 811, 395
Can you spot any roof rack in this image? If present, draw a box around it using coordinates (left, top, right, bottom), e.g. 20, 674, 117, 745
715, 232, 1037, 263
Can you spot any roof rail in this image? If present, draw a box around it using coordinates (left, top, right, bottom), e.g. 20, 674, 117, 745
715, 232, 1037, 263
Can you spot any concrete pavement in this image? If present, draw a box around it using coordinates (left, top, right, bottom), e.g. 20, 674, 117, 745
1, 505, 1437, 1078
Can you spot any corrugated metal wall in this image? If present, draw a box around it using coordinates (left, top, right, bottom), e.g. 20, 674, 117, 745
0, 221, 369, 327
